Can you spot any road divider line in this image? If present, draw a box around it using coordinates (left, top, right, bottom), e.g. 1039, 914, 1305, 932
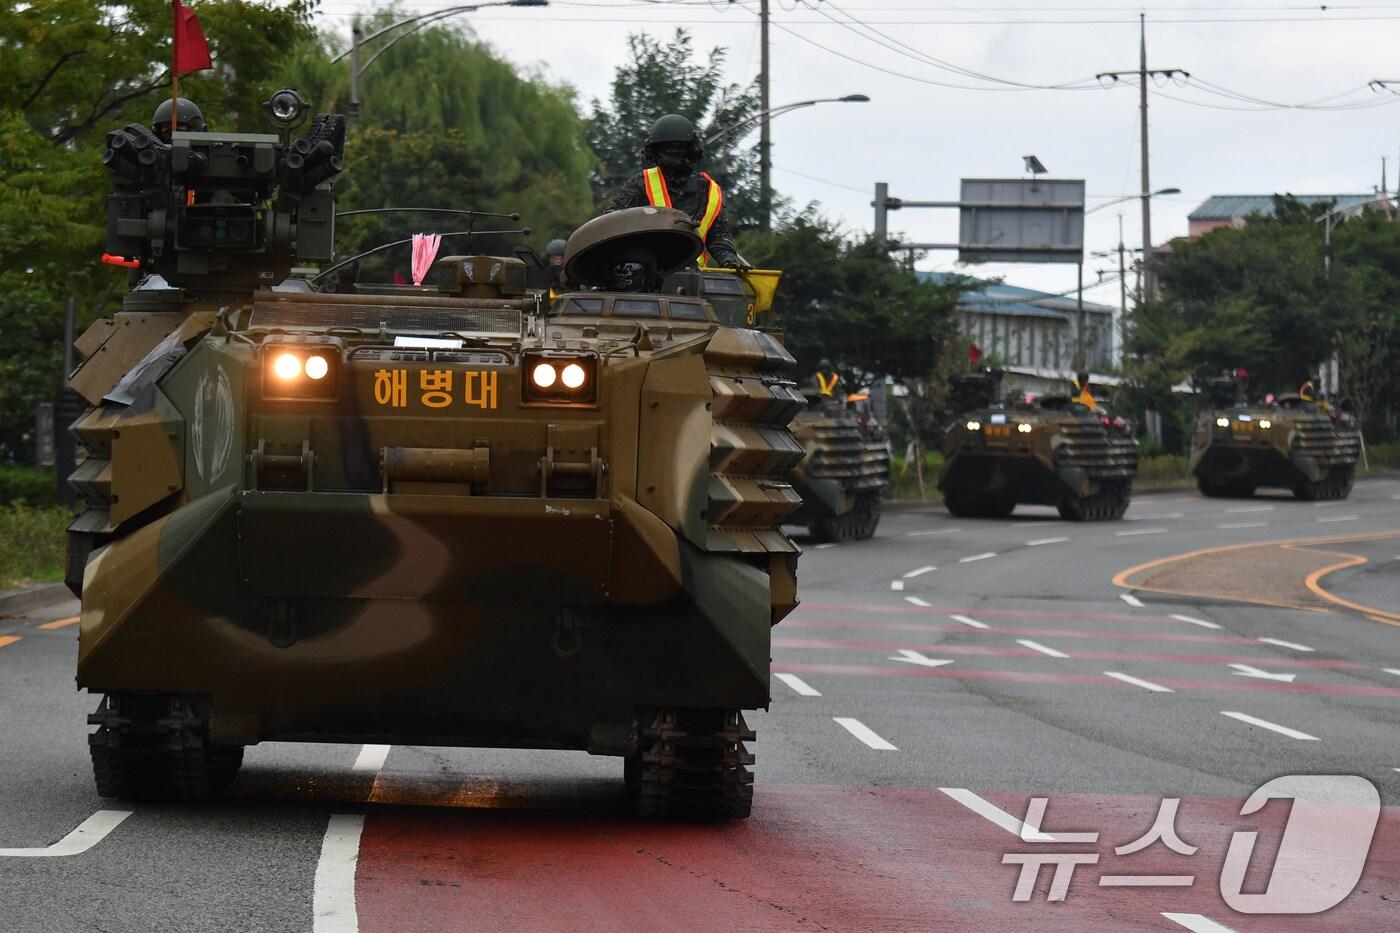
38, 616, 79, 630
1224, 505, 1273, 514
1220, 711, 1318, 741
1162, 913, 1239, 933
775, 673, 821, 697
1317, 514, 1360, 523
1131, 512, 1184, 520
0, 636, 19, 650
1026, 536, 1069, 546
1104, 671, 1173, 693
1313, 501, 1346, 508
1121, 594, 1145, 608
833, 717, 897, 750
939, 788, 1055, 842
1258, 637, 1314, 652
1017, 639, 1069, 659
1169, 613, 1221, 630
0, 810, 132, 858
904, 596, 932, 608
950, 614, 990, 629
314, 814, 364, 933
351, 744, 391, 772
902, 565, 936, 579
960, 552, 997, 563
1116, 528, 1167, 537
1217, 522, 1267, 529
906, 528, 960, 537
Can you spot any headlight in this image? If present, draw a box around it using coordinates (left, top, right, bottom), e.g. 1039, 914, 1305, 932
262, 338, 341, 400
1016, 422, 1033, 434
1259, 419, 1272, 429
966, 420, 981, 431
523, 352, 596, 404
1215, 417, 1230, 428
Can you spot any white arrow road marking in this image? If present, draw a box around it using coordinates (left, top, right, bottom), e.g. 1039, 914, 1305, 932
889, 649, 955, 669
890, 580, 905, 591
950, 614, 990, 629
1258, 637, 1314, 652
352, 744, 391, 772
833, 717, 897, 750
0, 810, 132, 858
1162, 913, 1239, 933
904, 596, 932, 608
1026, 536, 1069, 546
902, 565, 937, 579
939, 788, 1056, 842
1170, 614, 1222, 630
1017, 639, 1070, 659
1220, 711, 1319, 741
314, 814, 365, 933
960, 552, 997, 563
1384, 669, 1400, 678
1120, 593, 1145, 608
1229, 663, 1296, 683
775, 673, 821, 697
1104, 671, 1173, 693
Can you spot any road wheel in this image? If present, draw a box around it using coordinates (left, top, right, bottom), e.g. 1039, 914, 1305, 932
1057, 496, 1086, 521
943, 491, 974, 517
855, 493, 882, 539
632, 708, 754, 821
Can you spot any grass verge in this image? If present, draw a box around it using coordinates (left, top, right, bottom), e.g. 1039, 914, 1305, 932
0, 502, 69, 589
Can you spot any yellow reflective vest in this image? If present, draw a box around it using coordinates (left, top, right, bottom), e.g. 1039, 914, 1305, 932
641, 166, 724, 264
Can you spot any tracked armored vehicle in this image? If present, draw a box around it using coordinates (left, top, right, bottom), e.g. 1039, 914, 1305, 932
68, 94, 803, 820
937, 369, 1138, 520
1190, 376, 1360, 501
787, 382, 890, 542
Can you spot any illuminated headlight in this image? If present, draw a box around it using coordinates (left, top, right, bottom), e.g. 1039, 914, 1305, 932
262, 338, 341, 400
1215, 417, 1230, 428
523, 352, 596, 404
1259, 419, 1272, 429
966, 420, 982, 431
1016, 422, 1033, 434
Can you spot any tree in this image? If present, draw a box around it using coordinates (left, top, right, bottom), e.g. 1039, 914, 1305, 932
588, 30, 762, 227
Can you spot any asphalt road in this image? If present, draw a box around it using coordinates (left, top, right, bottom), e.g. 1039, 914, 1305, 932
1, 479, 1398, 932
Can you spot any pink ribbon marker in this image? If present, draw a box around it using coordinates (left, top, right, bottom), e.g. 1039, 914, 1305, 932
411, 233, 442, 286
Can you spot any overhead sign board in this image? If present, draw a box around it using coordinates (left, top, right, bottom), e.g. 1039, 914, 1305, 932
958, 178, 1085, 264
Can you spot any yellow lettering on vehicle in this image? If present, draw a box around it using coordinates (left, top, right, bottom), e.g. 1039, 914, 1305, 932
420, 369, 453, 409
464, 370, 499, 410
373, 368, 408, 408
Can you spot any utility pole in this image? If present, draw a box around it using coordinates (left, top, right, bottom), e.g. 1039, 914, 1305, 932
758, 0, 772, 232
1096, 15, 1185, 308
349, 23, 362, 117
1117, 214, 1128, 361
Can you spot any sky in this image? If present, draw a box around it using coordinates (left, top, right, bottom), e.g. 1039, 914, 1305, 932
308, 0, 1400, 306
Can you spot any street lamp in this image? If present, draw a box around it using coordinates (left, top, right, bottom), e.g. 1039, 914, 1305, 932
336, 0, 549, 116
1081, 187, 1178, 369
1086, 187, 1180, 215
704, 94, 870, 147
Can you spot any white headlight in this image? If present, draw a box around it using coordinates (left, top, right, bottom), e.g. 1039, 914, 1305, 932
966, 420, 981, 431
1215, 417, 1230, 428
1259, 419, 1272, 429
304, 355, 329, 380
561, 362, 587, 389
273, 353, 301, 380
1017, 422, 1033, 434
532, 362, 557, 388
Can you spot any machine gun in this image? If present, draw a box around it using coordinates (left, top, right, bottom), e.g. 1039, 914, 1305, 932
102, 89, 344, 292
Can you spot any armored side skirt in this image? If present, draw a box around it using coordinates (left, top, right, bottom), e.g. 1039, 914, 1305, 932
77, 489, 773, 753
938, 451, 1093, 505
1192, 442, 1327, 489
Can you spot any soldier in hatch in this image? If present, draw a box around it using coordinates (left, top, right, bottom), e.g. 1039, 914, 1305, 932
152, 97, 207, 143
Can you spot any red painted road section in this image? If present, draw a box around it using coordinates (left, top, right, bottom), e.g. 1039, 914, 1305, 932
789, 618, 1277, 645
354, 784, 1399, 931
800, 602, 1188, 623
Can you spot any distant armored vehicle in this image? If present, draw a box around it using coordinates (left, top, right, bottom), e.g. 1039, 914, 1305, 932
787, 376, 890, 542
937, 369, 1138, 520
1189, 375, 1360, 500
69, 94, 802, 820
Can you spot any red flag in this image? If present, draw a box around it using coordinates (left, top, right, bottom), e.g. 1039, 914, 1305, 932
173, 1, 213, 76
968, 343, 983, 364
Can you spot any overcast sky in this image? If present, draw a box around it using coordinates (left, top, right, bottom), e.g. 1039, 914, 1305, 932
311, 0, 1400, 304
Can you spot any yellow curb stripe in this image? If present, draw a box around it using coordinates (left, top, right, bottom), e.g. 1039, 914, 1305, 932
1295, 547, 1400, 625
39, 615, 79, 630
0, 636, 19, 649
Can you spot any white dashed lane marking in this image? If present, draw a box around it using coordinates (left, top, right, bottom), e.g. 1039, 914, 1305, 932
1220, 711, 1319, 741
1385, 669, 1400, 678
1218, 522, 1267, 529
1026, 536, 1068, 546
890, 580, 905, 592
1257, 637, 1314, 652
950, 614, 990, 630
833, 717, 898, 750
960, 552, 997, 563
889, 649, 955, 669
1224, 505, 1272, 514
351, 744, 391, 772
775, 673, 822, 697
1317, 514, 1360, 523
313, 814, 365, 933
939, 788, 1055, 842
1116, 528, 1167, 537
1017, 639, 1070, 659
1128, 512, 1182, 520
902, 565, 936, 579
814, 543, 837, 550
1120, 593, 1145, 608
0, 810, 133, 858
904, 596, 932, 608
1104, 671, 1173, 693
1170, 614, 1222, 630
905, 528, 960, 537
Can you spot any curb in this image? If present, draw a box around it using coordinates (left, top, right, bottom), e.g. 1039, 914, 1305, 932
0, 583, 72, 616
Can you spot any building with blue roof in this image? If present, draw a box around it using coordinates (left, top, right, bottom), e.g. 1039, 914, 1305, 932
1187, 194, 1383, 238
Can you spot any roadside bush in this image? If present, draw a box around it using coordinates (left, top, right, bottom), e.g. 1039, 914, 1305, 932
888, 452, 944, 501
0, 465, 57, 506
0, 502, 69, 588
1136, 454, 1191, 488
1363, 441, 1400, 472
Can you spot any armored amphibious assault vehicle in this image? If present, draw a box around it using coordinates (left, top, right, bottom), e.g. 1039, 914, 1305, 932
786, 382, 890, 542
937, 369, 1138, 520
1190, 375, 1360, 501
68, 92, 802, 820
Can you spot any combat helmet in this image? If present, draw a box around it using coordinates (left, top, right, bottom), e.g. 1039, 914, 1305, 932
152, 97, 207, 142
645, 113, 703, 166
